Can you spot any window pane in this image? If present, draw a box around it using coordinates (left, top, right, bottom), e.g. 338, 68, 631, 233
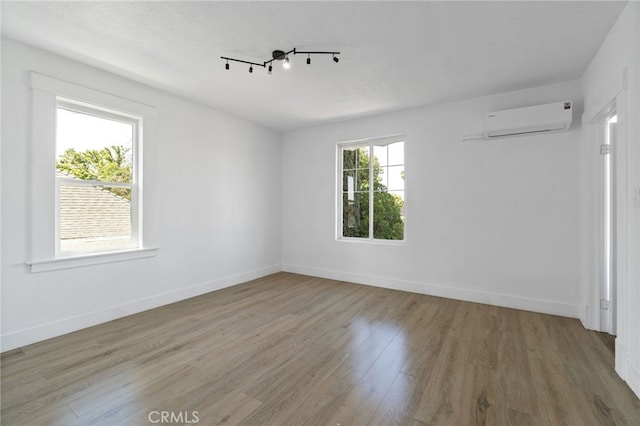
388, 142, 404, 166
373, 191, 404, 240
373, 144, 388, 166
389, 190, 405, 219
56, 108, 134, 183
387, 166, 405, 191
343, 145, 369, 170
343, 193, 369, 238
356, 146, 370, 170
375, 166, 388, 191
59, 183, 133, 253
343, 169, 369, 193
342, 147, 356, 170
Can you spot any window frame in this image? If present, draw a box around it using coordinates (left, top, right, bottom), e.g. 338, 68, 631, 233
336, 135, 406, 244
27, 72, 158, 272
55, 98, 142, 257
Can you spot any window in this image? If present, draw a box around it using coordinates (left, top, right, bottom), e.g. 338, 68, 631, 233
338, 137, 405, 241
55, 100, 140, 255
28, 72, 158, 272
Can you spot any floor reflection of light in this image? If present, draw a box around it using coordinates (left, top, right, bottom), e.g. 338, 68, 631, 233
66, 365, 148, 422
349, 317, 407, 402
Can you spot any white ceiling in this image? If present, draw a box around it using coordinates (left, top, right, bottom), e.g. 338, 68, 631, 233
1, 1, 627, 132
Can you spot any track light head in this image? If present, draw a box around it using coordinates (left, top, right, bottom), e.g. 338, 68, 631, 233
283, 57, 290, 69
249, 65, 253, 73
225, 60, 229, 70
333, 55, 339, 63
268, 64, 273, 75
307, 54, 311, 65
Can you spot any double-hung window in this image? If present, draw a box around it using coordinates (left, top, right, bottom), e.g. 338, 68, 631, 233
28, 72, 157, 272
338, 137, 405, 241
55, 99, 140, 255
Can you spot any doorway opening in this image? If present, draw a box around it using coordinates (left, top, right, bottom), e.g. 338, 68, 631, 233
599, 108, 617, 335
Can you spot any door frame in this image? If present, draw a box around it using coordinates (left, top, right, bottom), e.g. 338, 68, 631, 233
581, 70, 628, 334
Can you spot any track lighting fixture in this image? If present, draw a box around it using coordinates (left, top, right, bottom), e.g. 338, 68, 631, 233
221, 47, 340, 75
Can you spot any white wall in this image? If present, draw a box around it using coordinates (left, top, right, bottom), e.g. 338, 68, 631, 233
582, 0, 640, 399
1, 38, 282, 351
282, 80, 583, 318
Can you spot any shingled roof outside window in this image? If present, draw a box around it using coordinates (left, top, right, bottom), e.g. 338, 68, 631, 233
58, 172, 132, 252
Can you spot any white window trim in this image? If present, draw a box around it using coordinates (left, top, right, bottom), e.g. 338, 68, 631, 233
27, 248, 158, 273
336, 135, 406, 244
28, 72, 159, 272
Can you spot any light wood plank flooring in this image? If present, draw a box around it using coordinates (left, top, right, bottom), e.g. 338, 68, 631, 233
2, 272, 639, 425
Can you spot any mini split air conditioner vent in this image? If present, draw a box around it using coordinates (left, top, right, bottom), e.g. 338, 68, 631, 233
483, 101, 573, 140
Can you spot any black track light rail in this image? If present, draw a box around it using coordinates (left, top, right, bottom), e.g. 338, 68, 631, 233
221, 47, 340, 71
220, 57, 266, 68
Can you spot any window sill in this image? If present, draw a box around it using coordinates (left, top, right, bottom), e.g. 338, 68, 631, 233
337, 237, 405, 246
27, 247, 158, 273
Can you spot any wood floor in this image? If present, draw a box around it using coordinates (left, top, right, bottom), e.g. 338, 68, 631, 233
2, 273, 639, 425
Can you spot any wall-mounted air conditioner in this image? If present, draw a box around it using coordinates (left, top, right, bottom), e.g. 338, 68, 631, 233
484, 101, 573, 140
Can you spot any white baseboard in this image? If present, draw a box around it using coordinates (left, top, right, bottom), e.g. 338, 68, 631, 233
282, 263, 579, 319
1, 264, 280, 352
2, 263, 583, 353
616, 339, 640, 399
